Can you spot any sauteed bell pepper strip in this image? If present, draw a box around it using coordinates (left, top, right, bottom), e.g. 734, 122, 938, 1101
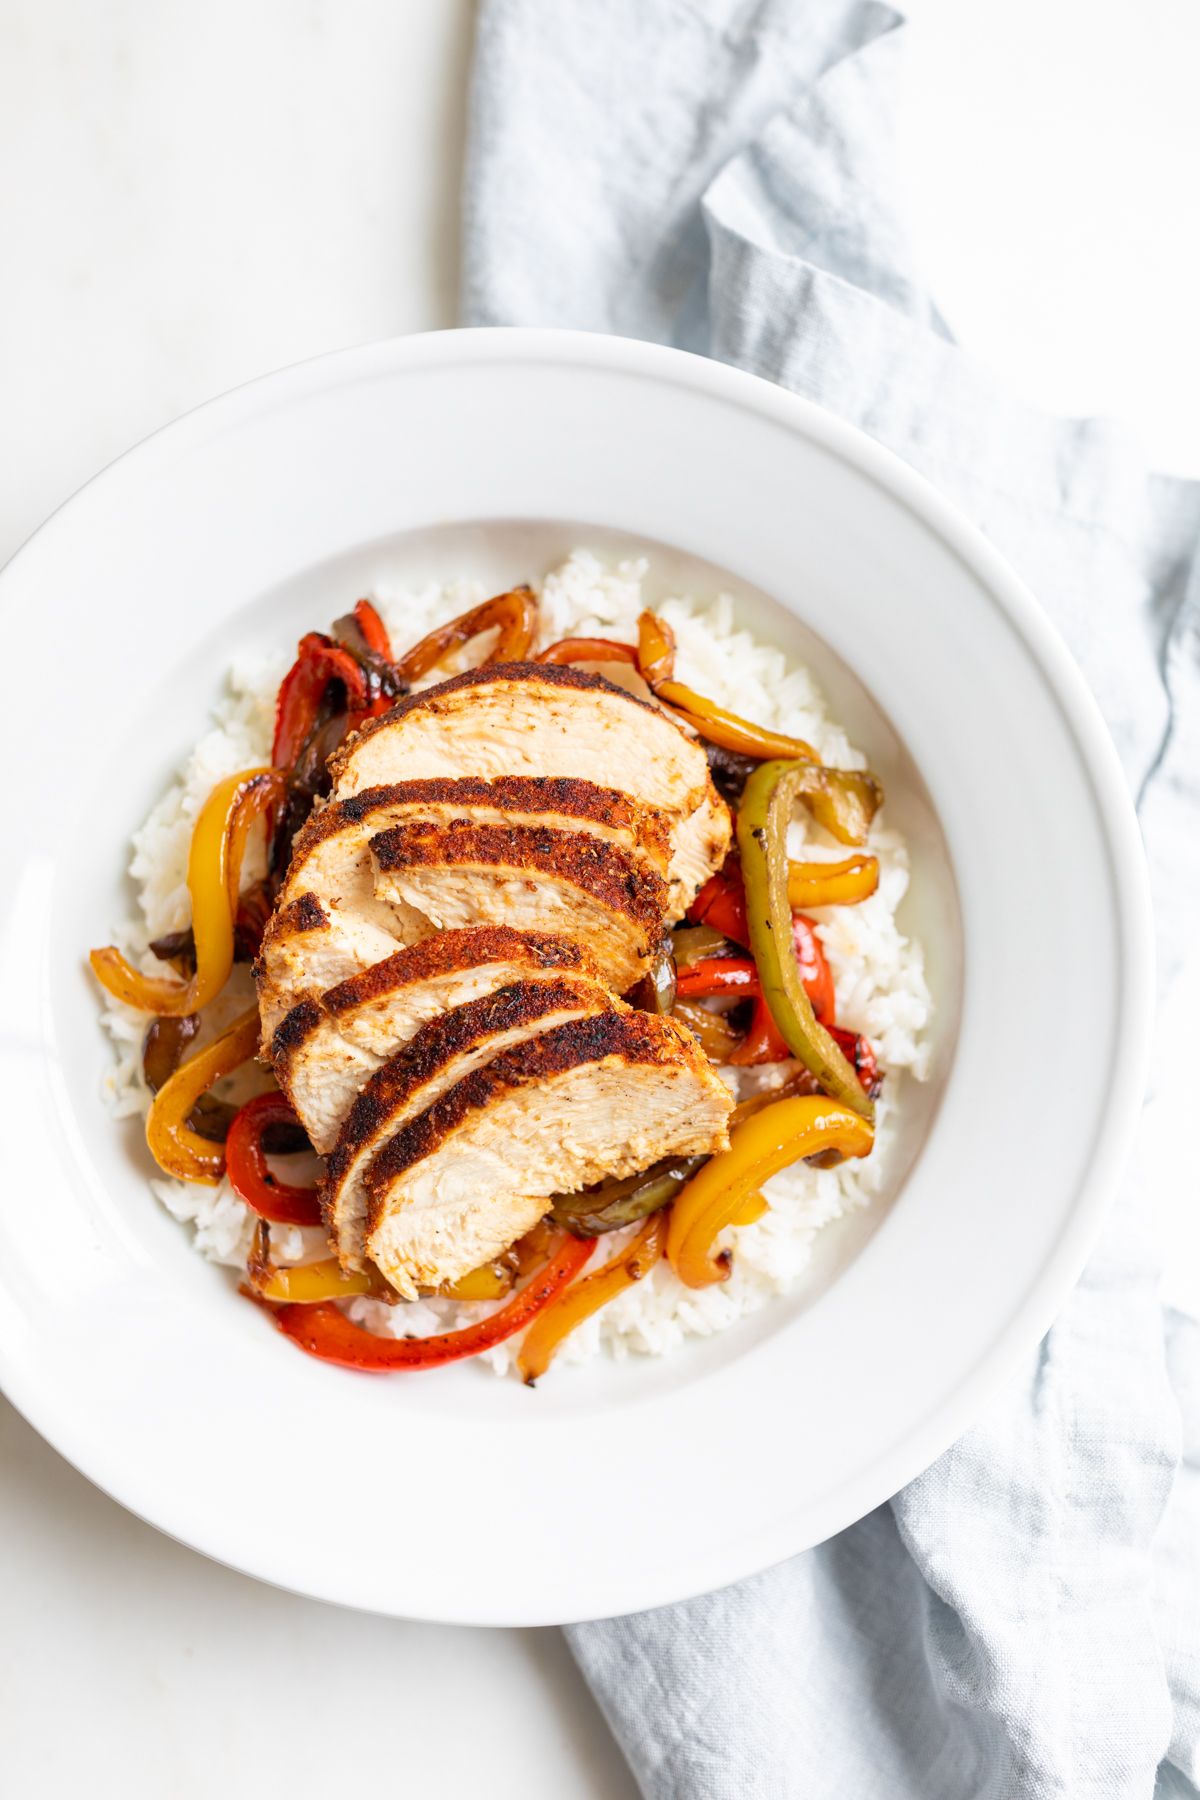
667, 1096, 874, 1287
728, 996, 791, 1066
246, 1225, 384, 1303
518, 1213, 666, 1383
675, 922, 835, 1026
438, 1261, 516, 1301
272, 632, 368, 769
226, 1094, 322, 1226
788, 765, 883, 847
675, 956, 758, 999
258, 1230, 593, 1372
670, 998, 745, 1063
688, 866, 749, 944
671, 923, 732, 968
692, 855, 877, 941
90, 768, 278, 1017
737, 760, 873, 1118
634, 944, 678, 1015
551, 1155, 706, 1236
250, 1261, 381, 1303
646, 660, 882, 837
247, 1222, 516, 1305
676, 920, 837, 1068
786, 853, 879, 909
636, 610, 677, 685
352, 598, 392, 657
391, 586, 537, 683
145, 1007, 261, 1183
829, 1025, 883, 1101
790, 915, 836, 1025
142, 1014, 201, 1094
730, 1191, 769, 1226
224, 770, 288, 919
535, 637, 638, 666
653, 680, 821, 763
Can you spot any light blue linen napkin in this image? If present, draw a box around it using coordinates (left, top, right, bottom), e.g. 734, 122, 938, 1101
461, 4, 1200, 1792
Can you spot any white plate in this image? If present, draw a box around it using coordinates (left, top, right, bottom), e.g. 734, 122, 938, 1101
0, 330, 1151, 1625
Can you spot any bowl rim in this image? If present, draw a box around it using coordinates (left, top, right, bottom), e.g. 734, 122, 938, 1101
0, 327, 1155, 1621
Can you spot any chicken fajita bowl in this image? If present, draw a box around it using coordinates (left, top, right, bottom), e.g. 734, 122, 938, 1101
91, 549, 931, 1382
1, 331, 1152, 1619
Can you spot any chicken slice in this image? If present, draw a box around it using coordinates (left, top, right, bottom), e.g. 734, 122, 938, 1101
365, 1011, 733, 1299
255, 894, 403, 1040
671, 788, 735, 904
269, 925, 601, 1154
278, 775, 671, 917
326, 663, 730, 914
321, 974, 617, 1270
369, 820, 667, 994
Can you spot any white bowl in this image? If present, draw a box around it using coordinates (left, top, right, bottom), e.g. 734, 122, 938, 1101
0, 330, 1151, 1624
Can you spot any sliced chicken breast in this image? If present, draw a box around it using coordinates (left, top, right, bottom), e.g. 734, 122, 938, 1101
365, 1011, 733, 1299
278, 775, 671, 916
269, 925, 601, 1154
370, 821, 667, 993
326, 663, 730, 913
321, 975, 617, 1270
255, 894, 404, 1040
672, 787, 734, 904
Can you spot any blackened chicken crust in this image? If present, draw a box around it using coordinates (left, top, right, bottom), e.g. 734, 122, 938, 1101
268, 924, 598, 1069
285, 775, 672, 885
320, 973, 616, 1232
365, 1009, 714, 1221
370, 821, 668, 935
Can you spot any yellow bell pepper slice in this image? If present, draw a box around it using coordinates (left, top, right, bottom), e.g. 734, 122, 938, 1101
787, 854, 879, 909
653, 680, 820, 762
145, 1006, 261, 1184
518, 1211, 666, 1384
667, 1096, 873, 1288
90, 767, 283, 1017
728, 1190, 769, 1226
251, 1258, 381, 1304
438, 1261, 516, 1302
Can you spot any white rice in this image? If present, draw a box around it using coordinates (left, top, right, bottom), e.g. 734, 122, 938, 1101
98, 550, 932, 1374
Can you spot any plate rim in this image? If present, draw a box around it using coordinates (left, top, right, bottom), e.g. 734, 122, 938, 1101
0, 327, 1155, 1623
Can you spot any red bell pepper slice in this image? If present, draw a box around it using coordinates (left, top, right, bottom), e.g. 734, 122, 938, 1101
828, 1026, 883, 1099
535, 637, 639, 666
676, 951, 792, 1062
272, 631, 369, 770
260, 1231, 594, 1371
675, 956, 759, 999
790, 914, 836, 1027
352, 598, 393, 657
673, 924, 834, 1023
674, 909, 841, 1067
688, 862, 837, 1022
729, 995, 792, 1065
226, 1094, 322, 1226
688, 865, 750, 945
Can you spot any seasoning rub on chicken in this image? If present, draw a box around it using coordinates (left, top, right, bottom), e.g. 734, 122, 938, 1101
326, 663, 730, 915
254, 637, 735, 1298
364, 1011, 732, 1299
269, 926, 605, 1155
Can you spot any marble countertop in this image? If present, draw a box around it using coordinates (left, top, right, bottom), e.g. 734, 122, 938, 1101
3, 2, 1197, 1794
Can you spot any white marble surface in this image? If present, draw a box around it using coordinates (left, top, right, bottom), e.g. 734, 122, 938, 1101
2, 2, 1198, 1795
